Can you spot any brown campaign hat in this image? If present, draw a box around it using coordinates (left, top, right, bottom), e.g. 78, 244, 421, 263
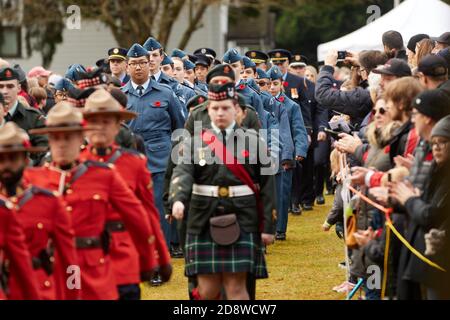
83, 89, 137, 121
30, 101, 96, 135
0, 122, 47, 153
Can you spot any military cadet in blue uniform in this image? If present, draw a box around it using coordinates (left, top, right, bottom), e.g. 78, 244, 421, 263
122, 43, 185, 247
161, 54, 196, 112
222, 49, 266, 121
245, 50, 270, 71
268, 49, 327, 213
193, 48, 217, 64
185, 60, 207, 95
108, 47, 130, 85
193, 54, 210, 92
267, 66, 308, 241
53, 78, 75, 104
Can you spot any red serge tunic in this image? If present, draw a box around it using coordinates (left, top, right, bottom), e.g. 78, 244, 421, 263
24, 161, 158, 300
80, 145, 171, 286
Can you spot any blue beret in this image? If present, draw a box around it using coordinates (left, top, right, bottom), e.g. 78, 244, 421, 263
222, 49, 242, 64
54, 78, 75, 92
127, 44, 149, 58
162, 54, 174, 66
65, 64, 86, 81
184, 60, 195, 70
256, 68, 268, 79
267, 66, 283, 80
143, 37, 162, 52
242, 56, 256, 69
171, 49, 187, 59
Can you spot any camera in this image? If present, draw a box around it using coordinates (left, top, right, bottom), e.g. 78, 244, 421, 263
337, 51, 347, 60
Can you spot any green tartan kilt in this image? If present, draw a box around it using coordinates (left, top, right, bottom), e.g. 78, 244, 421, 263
185, 230, 268, 279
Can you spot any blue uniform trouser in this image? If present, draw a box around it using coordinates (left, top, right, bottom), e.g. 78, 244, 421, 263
152, 172, 170, 246
276, 169, 293, 233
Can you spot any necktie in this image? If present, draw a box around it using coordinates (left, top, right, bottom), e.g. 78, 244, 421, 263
137, 85, 144, 96
151, 75, 156, 81
5, 113, 12, 122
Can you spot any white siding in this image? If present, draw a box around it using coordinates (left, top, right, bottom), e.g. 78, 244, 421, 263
9, 3, 228, 75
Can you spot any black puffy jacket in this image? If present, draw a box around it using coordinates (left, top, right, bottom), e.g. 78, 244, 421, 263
315, 65, 373, 127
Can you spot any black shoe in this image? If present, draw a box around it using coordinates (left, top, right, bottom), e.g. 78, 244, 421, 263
170, 245, 184, 259
150, 274, 163, 287
302, 204, 313, 211
291, 204, 302, 216
275, 232, 286, 241
316, 195, 325, 205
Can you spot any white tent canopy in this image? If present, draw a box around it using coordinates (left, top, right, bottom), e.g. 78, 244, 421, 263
317, 0, 450, 61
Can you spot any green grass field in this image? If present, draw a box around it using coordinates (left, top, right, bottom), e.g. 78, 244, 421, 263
142, 195, 347, 300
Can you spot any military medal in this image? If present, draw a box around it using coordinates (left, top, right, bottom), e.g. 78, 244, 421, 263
198, 148, 206, 166
291, 88, 299, 99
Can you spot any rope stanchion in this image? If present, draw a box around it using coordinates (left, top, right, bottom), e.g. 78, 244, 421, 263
346, 184, 446, 273
381, 225, 390, 299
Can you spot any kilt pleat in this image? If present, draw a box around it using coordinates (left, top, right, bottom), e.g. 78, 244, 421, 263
185, 231, 268, 279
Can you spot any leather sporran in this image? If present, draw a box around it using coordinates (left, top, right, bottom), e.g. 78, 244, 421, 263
209, 214, 240, 246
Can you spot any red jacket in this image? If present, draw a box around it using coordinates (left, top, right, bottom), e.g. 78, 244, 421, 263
7, 183, 79, 300
0, 196, 40, 300
24, 161, 158, 300
80, 145, 171, 285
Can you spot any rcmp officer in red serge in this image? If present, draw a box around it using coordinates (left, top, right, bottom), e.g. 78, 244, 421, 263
80, 89, 172, 299
0, 195, 40, 300
170, 82, 276, 300
267, 49, 328, 213
0, 67, 48, 165
24, 102, 159, 300
0, 122, 79, 300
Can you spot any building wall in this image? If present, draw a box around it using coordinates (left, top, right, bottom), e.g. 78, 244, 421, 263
7, 3, 228, 75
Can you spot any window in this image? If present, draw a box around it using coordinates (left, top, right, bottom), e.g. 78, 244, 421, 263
0, 26, 21, 58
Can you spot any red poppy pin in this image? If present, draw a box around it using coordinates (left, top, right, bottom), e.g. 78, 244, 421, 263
239, 84, 246, 90
384, 145, 390, 154
279, 96, 285, 102
154, 101, 161, 107
241, 150, 249, 158
81, 119, 88, 127
22, 140, 32, 148
5, 70, 12, 78
283, 81, 289, 87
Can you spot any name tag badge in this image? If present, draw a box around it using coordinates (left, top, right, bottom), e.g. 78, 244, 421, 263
291, 88, 299, 99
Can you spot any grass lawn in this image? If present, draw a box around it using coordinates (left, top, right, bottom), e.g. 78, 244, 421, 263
142, 195, 347, 300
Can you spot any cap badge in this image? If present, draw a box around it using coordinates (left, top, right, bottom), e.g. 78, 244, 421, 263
201, 48, 206, 54
113, 48, 119, 54
251, 52, 256, 58
5, 70, 12, 78
416, 98, 421, 105
275, 52, 281, 58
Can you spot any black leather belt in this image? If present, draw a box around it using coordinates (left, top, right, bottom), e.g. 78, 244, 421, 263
32, 257, 43, 270
76, 237, 102, 249
105, 221, 126, 232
